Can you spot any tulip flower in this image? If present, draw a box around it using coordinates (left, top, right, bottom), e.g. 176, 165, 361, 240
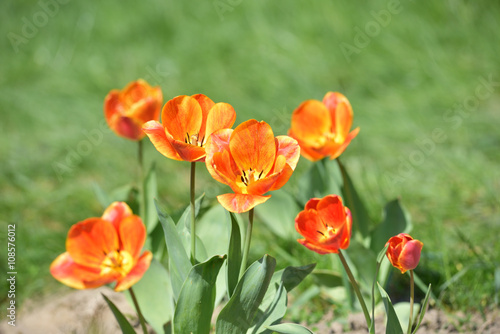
142, 94, 236, 162
205, 119, 300, 213
295, 195, 352, 254
104, 79, 163, 141
288, 92, 360, 161
50, 202, 152, 292
385, 233, 424, 274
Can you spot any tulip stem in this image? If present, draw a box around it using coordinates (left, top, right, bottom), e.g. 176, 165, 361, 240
129, 287, 148, 334
338, 250, 371, 329
239, 208, 254, 279
190, 161, 196, 265
138, 140, 146, 224
408, 270, 415, 334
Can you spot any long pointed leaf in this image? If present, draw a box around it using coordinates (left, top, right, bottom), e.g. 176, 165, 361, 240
377, 283, 404, 334
370, 199, 412, 253
174, 255, 226, 334
412, 284, 432, 334
228, 212, 242, 297
216, 255, 277, 334
155, 200, 192, 300
102, 294, 136, 334
265, 323, 314, 334
143, 162, 159, 232
337, 158, 371, 239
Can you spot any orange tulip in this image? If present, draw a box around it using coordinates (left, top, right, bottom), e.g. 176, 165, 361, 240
385, 233, 423, 274
104, 79, 163, 141
295, 195, 352, 254
142, 94, 237, 162
288, 92, 360, 161
205, 119, 300, 213
50, 202, 152, 292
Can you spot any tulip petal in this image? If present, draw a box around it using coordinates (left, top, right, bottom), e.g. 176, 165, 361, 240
162, 95, 203, 142
305, 198, 321, 211
118, 215, 147, 260
325, 126, 360, 160
66, 218, 119, 269
205, 129, 241, 191
246, 171, 282, 195
274, 136, 300, 171
104, 90, 123, 121
317, 195, 347, 229
398, 239, 424, 272
289, 100, 331, 147
126, 95, 162, 126
217, 193, 271, 213
230, 120, 276, 176
297, 239, 335, 255
50, 252, 116, 290
294, 210, 325, 244
102, 202, 133, 231
143, 120, 183, 161
291, 136, 326, 162
114, 251, 153, 292
170, 140, 206, 162
268, 161, 293, 192
323, 92, 353, 140
192, 94, 215, 140
204, 103, 237, 141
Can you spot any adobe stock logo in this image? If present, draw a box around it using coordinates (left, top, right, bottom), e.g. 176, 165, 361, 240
7, 0, 71, 53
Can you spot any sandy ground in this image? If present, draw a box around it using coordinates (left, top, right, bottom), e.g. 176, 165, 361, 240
1, 288, 498, 334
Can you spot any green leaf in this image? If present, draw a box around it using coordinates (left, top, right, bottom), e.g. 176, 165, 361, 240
143, 162, 159, 232
216, 255, 277, 334
311, 269, 343, 288
370, 199, 412, 253
337, 158, 371, 239
256, 190, 301, 240
155, 200, 192, 300
178, 193, 205, 230
249, 264, 315, 333
174, 255, 226, 334
248, 281, 287, 333
377, 283, 404, 334
297, 161, 328, 206
412, 284, 432, 334
227, 212, 242, 297
102, 294, 136, 334
275, 263, 316, 292
125, 259, 173, 334
265, 323, 314, 334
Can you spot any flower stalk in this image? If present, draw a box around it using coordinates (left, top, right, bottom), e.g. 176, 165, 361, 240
190, 162, 197, 264
408, 270, 415, 334
239, 208, 254, 279
338, 250, 371, 329
129, 287, 148, 334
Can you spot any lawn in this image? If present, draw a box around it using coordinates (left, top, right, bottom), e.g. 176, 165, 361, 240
1, 0, 499, 325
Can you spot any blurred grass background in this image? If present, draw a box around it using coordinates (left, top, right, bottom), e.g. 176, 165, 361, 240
1, 0, 499, 323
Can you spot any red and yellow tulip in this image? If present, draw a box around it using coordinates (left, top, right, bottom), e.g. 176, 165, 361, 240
295, 195, 352, 254
104, 79, 163, 141
142, 94, 236, 162
288, 92, 359, 161
205, 119, 300, 213
386, 233, 423, 274
50, 202, 152, 292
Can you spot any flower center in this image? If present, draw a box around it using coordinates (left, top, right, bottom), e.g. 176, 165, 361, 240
101, 250, 134, 277
184, 132, 205, 147
238, 168, 264, 191
317, 224, 336, 240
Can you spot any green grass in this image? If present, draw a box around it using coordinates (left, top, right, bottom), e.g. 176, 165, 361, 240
1, 0, 499, 322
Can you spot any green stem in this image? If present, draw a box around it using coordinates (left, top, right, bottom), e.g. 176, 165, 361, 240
370, 258, 383, 334
138, 140, 145, 223
338, 250, 371, 329
239, 208, 254, 279
190, 162, 196, 265
408, 270, 415, 334
129, 287, 148, 334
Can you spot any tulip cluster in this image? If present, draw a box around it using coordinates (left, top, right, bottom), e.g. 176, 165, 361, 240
50, 79, 430, 334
